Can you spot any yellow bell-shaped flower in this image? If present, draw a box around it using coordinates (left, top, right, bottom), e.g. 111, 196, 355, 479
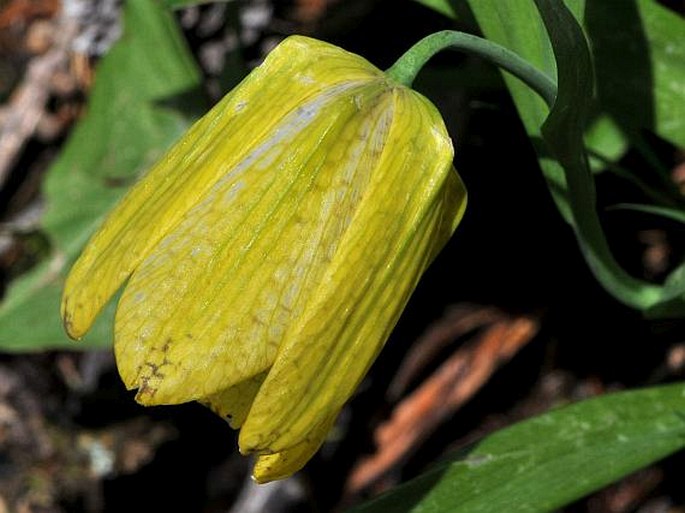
61, 35, 467, 482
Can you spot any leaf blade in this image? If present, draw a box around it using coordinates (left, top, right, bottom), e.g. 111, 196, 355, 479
348, 383, 685, 513
0, 0, 202, 350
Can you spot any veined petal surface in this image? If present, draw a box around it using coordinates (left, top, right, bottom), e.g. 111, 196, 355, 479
115, 81, 406, 403
61, 35, 384, 340
251, 413, 337, 483
239, 89, 466, 454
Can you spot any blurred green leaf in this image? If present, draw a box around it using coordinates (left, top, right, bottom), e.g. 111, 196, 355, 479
349, 383, 685, 513
0, 0, 202, 350
413, 0, 457, 19
610, 203, 685, 225
584, 116, 627, 172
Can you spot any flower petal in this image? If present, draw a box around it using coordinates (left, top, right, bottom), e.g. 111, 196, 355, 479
239, 89, 467, 454
201, 372, 266, 429
251, 414, 337, 484
114, 82, 402, 403
61, 35, 384, 340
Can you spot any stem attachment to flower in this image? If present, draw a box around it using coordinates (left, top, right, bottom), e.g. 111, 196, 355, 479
386, 30, 557, 108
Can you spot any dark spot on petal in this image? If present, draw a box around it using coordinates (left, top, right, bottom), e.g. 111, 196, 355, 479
161, 338, 172, 352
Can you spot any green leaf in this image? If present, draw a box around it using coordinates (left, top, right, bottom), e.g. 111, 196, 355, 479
463, 0, 573, 221
464, 0, 685, 160
413, 0, 457, 19
538, 0, 685, 314
609, 203, 685, 225
606, 202, 685, 318
534, 0, 667, 312
584, 116, 627, 173
586, 0, 685, 149
465, 0, 685, 315
0, 0, 202, 350
348, 383, 685, 513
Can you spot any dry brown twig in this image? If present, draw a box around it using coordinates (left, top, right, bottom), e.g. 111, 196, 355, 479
0, 0, 59, 29
345, 304, 540, 496
0, 2, 79, 189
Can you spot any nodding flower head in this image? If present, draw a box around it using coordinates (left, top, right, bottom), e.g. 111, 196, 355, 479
61, 35, 467, 482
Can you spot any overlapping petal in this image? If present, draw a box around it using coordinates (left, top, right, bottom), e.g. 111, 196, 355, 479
114, 80, 395, 404
61, 35, 467, 482
62, 36, 384, 340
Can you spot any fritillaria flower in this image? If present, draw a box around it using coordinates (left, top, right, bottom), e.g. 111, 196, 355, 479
61, 35, 467, 482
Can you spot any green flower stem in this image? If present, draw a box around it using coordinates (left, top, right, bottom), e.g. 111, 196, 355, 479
386, 30, 557, 108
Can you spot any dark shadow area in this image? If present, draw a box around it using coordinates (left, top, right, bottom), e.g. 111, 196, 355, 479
585, 0, 655, 138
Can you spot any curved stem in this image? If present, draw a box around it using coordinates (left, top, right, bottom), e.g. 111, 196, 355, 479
386, 30, 557, 108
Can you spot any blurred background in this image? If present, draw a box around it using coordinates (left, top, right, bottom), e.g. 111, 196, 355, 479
0, 0, 684, 511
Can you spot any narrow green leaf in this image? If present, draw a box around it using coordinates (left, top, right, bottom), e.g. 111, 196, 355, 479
609, 203, 685, 225
413, 0, 457, 19
465, 0, 685, 167
466, 0, 685, 315
534, 0, 661, 309
0, 0, 203, 350
586, 0, 685, 149
606, 202, 685, 319
535, 0, 685, 313
464, 0, 573, 221
349, 383, 685, 513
